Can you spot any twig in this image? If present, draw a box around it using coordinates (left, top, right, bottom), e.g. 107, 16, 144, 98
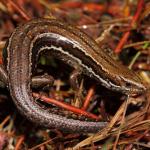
115, 0, 145, 53
7, 0, 30, 20
113, 97, 129, 150
128, 51, 141, 69
29, 137, 59, 150
81, 86, 95, 110
15, 135, 25, 150
73, 101, 127, 150
33, 92, 100, 120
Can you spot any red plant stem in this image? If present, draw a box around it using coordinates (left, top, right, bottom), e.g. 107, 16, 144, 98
60, 1, 83, 9
40, 146, 45, 150
81, 86, 95, 110
33, 92, 100, 120
8, 0, 30, 21
15, 135, 25, 150
115, 0, 144, 53
0, 59, 2, 64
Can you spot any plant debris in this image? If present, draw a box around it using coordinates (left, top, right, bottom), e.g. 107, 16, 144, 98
0, 0, 150, 149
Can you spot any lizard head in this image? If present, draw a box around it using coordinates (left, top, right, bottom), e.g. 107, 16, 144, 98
109, 69, 147, 97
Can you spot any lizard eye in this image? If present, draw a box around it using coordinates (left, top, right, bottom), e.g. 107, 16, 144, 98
125, 82, 132, 88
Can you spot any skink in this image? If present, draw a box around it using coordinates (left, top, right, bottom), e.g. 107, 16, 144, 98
2, 18, 146, 133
